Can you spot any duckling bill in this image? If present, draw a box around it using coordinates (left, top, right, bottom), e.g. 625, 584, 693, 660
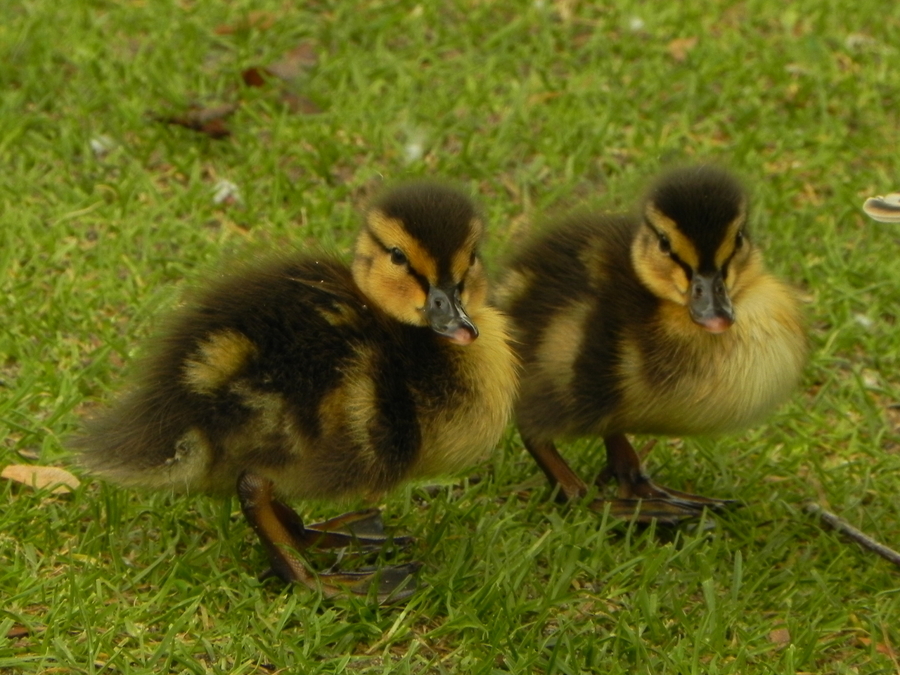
499, 166, 807, 523
73, 182, 518, 600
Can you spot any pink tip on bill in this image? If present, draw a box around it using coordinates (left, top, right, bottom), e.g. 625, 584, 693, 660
449, 327, 477, 345
700, 316, 734, 334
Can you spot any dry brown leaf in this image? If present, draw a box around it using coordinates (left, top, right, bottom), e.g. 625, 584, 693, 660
266, 42, 319, 81
241, 67, 268, 88
214, 11, 276, 35
768, 627, 791, 645
667, 37, 698, 62
2, 464, 80, 494
282, 93, 323, 115
858, 636, 898, 658
152, 103, 238, 139
241, 43, 322, 114
6, 625, 30, 639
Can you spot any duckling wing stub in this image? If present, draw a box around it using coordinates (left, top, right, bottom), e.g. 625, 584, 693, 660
76, 250, 444, 503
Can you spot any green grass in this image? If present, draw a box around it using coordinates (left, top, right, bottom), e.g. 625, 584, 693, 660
3, 0, 900, 672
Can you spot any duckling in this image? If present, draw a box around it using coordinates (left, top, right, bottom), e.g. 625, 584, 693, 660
863, 192, 900, 222
498, 166, 806, 523
73, 182, 518, 600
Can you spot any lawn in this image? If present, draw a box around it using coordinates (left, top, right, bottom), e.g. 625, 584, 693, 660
2, 0, 900, 673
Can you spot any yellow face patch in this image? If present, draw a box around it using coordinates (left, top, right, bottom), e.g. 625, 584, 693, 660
631, 220, 692, 306
460, 257, 488, 314
450, 218, 483, 280
645, 204, 699, 270
352, 228, 428, 326
366, 211, 437, 281
352, 209, 487, 327
713, 199, 748, 270
633, 200, 756, 306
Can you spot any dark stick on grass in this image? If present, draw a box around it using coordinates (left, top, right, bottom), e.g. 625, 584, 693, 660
806, 502, 900, 568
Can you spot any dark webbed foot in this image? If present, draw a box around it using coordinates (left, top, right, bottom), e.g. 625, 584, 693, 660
593, 435, 739, 524
237, 472, 419, 602
522, 435, 737, 524
305, 509, 414, 551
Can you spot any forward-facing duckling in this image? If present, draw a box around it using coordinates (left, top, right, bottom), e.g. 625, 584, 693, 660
498, 166, 806, 523
74, 182, 518, 600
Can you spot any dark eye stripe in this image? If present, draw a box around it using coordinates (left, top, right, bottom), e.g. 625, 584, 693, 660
646, 223, 688, 271
367, 228, 432, 294
409, 268, 430, 294
670, 251, 693, 281
720, 247, 740, 280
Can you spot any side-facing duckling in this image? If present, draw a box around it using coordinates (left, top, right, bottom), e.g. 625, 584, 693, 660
498, 166, 807, 523
73, 182, 518, 600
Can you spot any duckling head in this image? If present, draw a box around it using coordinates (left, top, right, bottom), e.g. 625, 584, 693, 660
631, 166, 753, 334
352, 182, 488, 345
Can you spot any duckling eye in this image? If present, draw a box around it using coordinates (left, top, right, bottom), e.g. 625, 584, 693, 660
735, 231, 744, 249
389, 248, 408, 266
658, 234, 672, 255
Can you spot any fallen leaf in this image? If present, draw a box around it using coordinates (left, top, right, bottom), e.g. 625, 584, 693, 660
858, 636, 898, 658
7, 625, 30, 639
266, 42, 318, 81
152, 103, 238, 139
241, 67, 268, 88
239, 43, 322, 113
282, 92, 323, 115
667, 36, 698, 62
768, 627, 791, 645
214, 11, 276, 35
2, 464, 80, 494
17, 447, 40, 461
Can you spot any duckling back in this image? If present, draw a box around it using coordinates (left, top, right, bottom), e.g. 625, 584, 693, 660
498, 213, 652, 441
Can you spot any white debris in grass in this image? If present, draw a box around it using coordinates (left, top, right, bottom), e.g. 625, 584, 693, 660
89, 135, 116, 158
212, 179, 243, 206
403, 128, 427, 164
853, 313, 874, 330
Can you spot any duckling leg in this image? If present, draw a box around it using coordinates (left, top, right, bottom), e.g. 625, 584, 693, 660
595, 434, 738, 523
523, 436, 732, 524
237, 472, 419, 602
522, 437, 591, 502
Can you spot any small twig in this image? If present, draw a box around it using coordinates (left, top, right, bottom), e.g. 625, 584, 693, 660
805, 502, 900, 568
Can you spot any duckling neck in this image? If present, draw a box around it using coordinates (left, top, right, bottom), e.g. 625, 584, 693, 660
406, 305, 518, 480
619, 277, 805, 436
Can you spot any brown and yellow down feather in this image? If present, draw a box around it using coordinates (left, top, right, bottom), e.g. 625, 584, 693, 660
500, 166, 806, 447
74, 182, 518, 504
